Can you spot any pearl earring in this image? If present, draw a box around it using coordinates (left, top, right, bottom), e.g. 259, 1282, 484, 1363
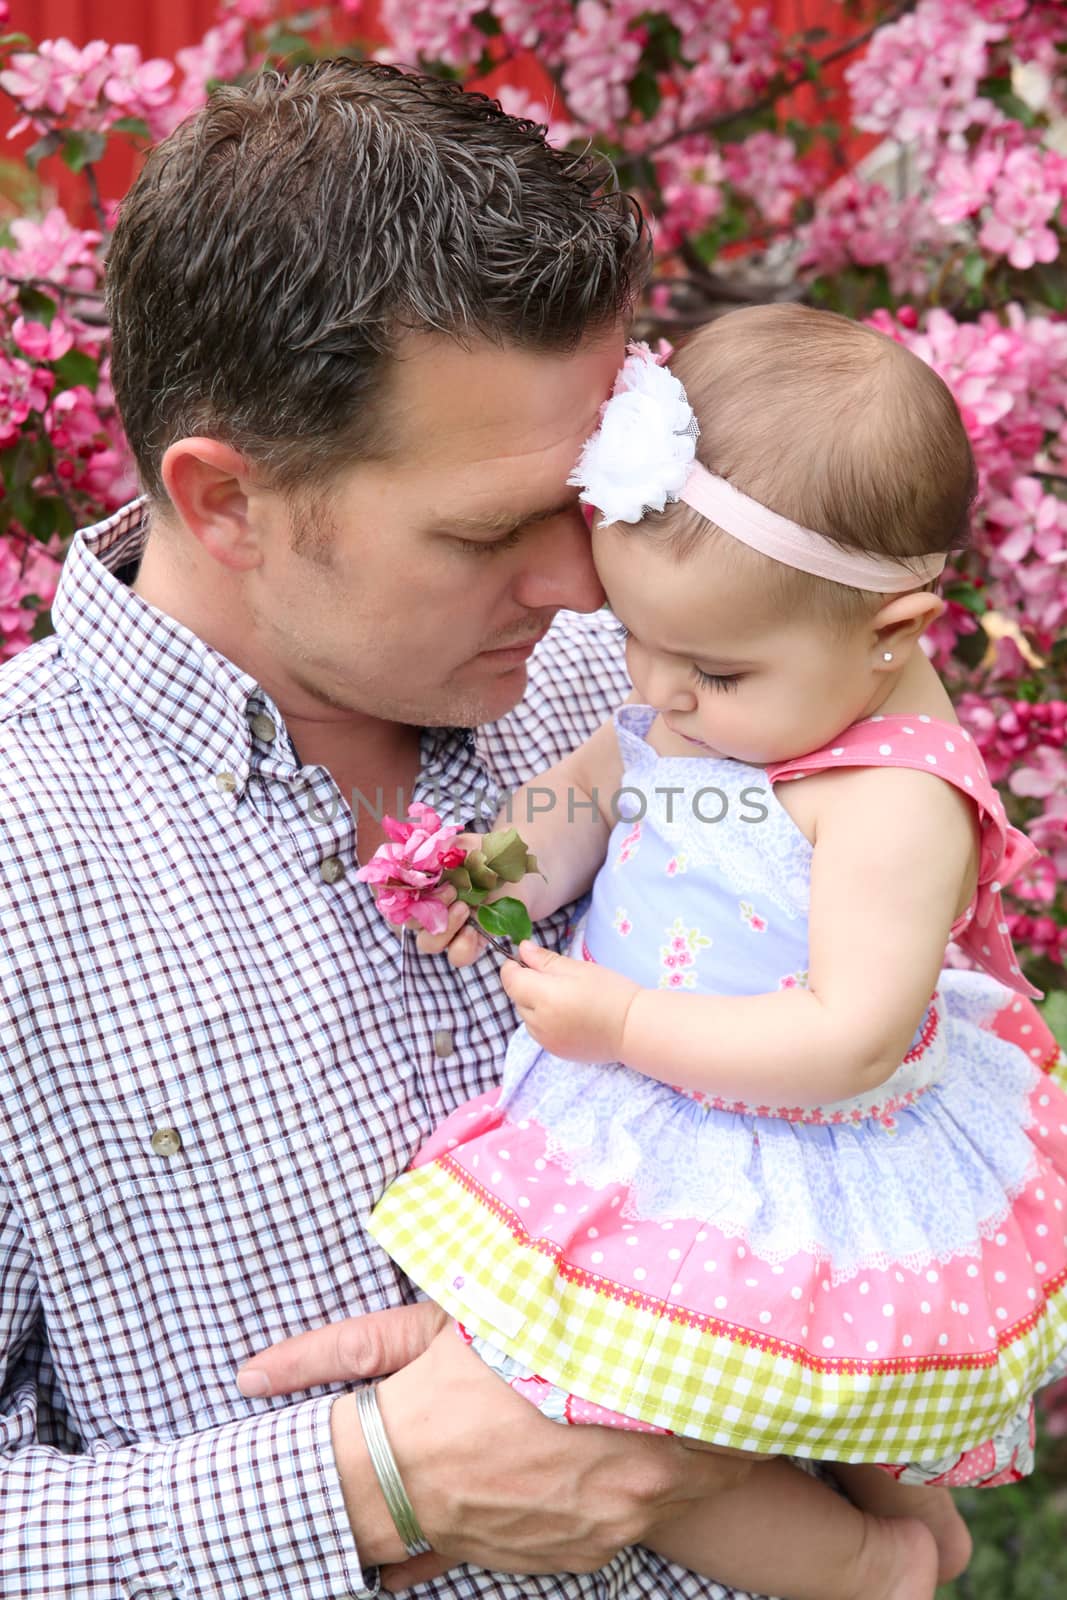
883, 652, 893, 662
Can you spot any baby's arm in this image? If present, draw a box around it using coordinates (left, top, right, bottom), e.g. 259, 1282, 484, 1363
621, 765, 978, 1102
418, 698, 634, 963
498, 700, 630, 921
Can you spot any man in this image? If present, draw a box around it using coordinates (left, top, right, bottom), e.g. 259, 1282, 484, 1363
0, 61, 751, 1597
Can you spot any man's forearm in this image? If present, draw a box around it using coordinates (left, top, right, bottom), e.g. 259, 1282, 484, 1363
0, 1393, 374, 1599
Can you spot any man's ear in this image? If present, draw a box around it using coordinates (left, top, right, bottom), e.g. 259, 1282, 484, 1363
870, 589, 946, 668
160, 438, 264, 572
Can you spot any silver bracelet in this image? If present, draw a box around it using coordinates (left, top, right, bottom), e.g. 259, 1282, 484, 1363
356, 1382, 433, 1559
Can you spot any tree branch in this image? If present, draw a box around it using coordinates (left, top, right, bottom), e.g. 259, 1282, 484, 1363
638, 0, 920, 159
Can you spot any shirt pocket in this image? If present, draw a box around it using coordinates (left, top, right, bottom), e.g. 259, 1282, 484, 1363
9, 993, 417, 1443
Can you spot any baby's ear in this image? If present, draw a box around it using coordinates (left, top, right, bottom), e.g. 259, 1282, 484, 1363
873, 589, 944, 656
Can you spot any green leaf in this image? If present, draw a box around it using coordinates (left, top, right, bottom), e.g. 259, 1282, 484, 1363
952, 621, 989, 672
1029, 261, 1067, 314
477, 897, 533, 944
481, 826, 537, 882
980, 76, 1038, 128
638, 13, 684, 70
15, 285, 57, 326
1039, 990, 1067, 1051
25, 130, 63, 170
473, 8, 502, 36
944, 579, 989, 617
61, 130, 107, 174
51, 349, 100, 392
962, 252, 987, 291
109, 116, 150, 139
629, 70, 661, 120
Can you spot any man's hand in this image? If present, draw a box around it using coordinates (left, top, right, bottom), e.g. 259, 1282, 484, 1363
411, 882, 488, 968
501, 939, 639, 1062
239, 1309, 750, 1590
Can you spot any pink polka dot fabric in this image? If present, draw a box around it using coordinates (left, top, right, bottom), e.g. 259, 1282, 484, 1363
765, 712, 1043, 1000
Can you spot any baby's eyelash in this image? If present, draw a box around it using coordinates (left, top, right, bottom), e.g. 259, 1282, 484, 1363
693, 667, 741, 693
612, 620, 740, 691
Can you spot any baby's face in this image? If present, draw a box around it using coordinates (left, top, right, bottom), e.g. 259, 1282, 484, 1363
593, 523, 883, 768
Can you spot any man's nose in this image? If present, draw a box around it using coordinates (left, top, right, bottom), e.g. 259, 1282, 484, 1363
512, 512, 606, 614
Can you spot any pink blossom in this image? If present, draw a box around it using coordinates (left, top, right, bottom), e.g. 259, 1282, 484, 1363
978, 146, 1065, 271
1012, 855, 1059, 905
492, 86, 578, 150
561, 2, 646, 132
0, 38, 112, 135
1009, 743, 1067, 803
918, 599, 979, 671
723, 132, 812, 226
0, 207, 101, 289
159, 19, 253, 134
219, 0, 279, 20
102, 44, 175, 136
79, 446, 138, 508
931, 146, 1002, 225
846, 0, 1005, 158
492, 0, 572, 61
653, 141, 725, 254
12, 316, 74, 363
355, 802, 466, 933
0, 355, 55, 445
987, 477, 1067, 567
0, 534, 61, 660
798, 175, 951, 298
45, 385, 104, 452
377, 0, 488, 70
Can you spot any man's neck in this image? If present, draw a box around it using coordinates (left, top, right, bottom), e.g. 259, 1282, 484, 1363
129, 518, 424, 844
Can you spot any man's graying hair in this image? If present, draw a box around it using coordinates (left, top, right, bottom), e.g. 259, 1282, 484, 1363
106, 59, 650, 501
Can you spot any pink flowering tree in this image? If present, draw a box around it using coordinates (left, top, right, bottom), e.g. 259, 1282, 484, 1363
1, 0, 1066, 1013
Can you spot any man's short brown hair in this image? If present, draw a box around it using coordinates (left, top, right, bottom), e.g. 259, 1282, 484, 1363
106, 60, 650, 501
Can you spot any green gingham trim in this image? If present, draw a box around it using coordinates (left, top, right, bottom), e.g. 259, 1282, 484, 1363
369, 1146, 1067, 1465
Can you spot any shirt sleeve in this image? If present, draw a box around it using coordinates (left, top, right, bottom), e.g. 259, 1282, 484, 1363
0, 1192, 378, 1600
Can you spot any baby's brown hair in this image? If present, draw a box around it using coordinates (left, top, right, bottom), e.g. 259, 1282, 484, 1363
654, 303, 976, 630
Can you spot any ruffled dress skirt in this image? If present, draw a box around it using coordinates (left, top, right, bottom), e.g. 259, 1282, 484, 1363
370, 965, 1067, 1486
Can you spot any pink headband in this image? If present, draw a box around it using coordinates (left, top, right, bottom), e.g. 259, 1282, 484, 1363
570, 342, 947, 595
679, 464, 947, 593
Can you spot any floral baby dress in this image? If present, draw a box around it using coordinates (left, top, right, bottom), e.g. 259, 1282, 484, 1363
369, 705, 1067, 1485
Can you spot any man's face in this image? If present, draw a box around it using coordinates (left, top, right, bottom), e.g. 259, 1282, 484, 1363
245, 327, 626, 728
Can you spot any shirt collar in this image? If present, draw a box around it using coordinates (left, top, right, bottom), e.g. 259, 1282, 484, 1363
51, 496, 290, 796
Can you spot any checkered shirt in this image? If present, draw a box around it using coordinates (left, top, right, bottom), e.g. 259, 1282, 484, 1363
0, 499, 748, 1600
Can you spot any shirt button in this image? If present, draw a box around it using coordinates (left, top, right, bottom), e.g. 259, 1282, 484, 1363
320, 856, 345, 884
249, 712, 276, 743
216, 770, 237, 794
150, 1127, 182, 1157
433, 1028, 454, 1058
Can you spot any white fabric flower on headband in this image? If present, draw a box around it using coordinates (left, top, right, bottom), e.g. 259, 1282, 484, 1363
569, 342, 698, 526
